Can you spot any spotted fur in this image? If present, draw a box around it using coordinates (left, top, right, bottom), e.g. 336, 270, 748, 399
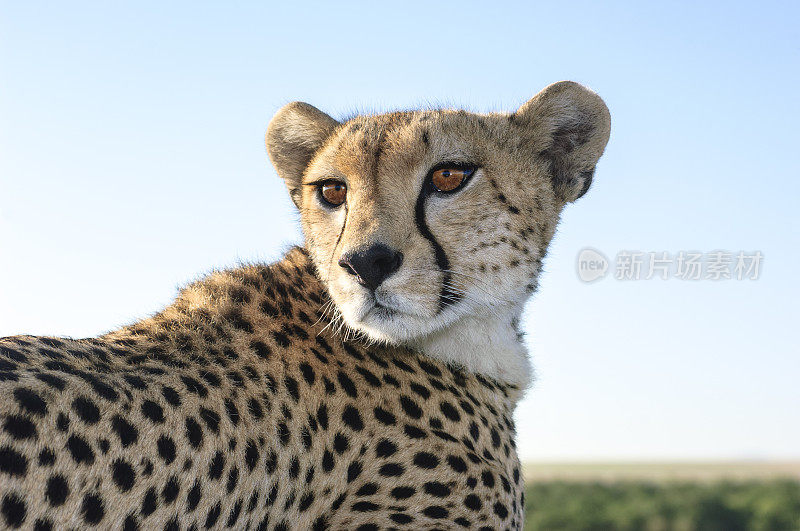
0, 81, 610, 529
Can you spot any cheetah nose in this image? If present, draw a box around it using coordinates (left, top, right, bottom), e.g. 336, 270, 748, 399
339, 244, 403, 291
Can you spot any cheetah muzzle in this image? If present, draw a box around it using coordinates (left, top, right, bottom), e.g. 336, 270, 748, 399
0, 81, 609, 530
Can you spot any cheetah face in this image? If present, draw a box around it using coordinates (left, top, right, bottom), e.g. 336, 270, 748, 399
267, 82, 610, 348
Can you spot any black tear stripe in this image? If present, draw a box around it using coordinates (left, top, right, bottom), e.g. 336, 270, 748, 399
328, 201, 349, 279
414, 184, 462, 312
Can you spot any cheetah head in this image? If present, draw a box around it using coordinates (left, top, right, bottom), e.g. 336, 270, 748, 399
267, 82, 610, 387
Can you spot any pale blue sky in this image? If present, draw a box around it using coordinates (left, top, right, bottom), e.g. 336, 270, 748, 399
1, 1, 798, 461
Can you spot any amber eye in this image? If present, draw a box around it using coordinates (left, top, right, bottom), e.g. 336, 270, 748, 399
319, 180, 347, 206
430, 166, 475, 193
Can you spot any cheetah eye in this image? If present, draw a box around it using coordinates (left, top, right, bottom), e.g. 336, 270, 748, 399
430, 165, 476, 193
319, 180, 347, 207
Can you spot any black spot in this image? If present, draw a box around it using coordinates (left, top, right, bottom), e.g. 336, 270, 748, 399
375, 439, 397, 458
336, 372, 357, 398
35, 373, 66, 390
161, 386, 181, 407
298, 491, 315, 512
0, 446, 26, 478
301, 427, 313, 449
199, 408, 220, 433
248, 397, 263, 420
399, 395, 422, 419
347, 461, 363, 482
208, 451, 225, 480
245, 439, 259, 472
356, 483, 378, 496
352, 501, 379, 512
250, 340, 271, 359
1, 493, 26, 528
410, 382, 431, 399
66, 435, 94, 465
226, 499, 243, 527
271, 331, 290, 347
81, 493, 105, 524
0, 371, 19, 382
354, 368, 381, 389
56, 412, 69, 431
464, 494, 481, 511
204, 502, 222, 528
123, 513, 139, 531
141, 487, 158, 516
84, 375, 119, 401
299, 363, 315, 385
454, 517, 471, 528
224, 399, 240, 426
413, 452, 438, 469
181, 376, 208, 397
284, 376, 299, 402
45, 474, 70, 507
141, 400, 165, 423
162, 476, 180, 503
265, 450, 278, 474
164, 516, 179, 531
123, 374, 147, 390
423, 481, 451, 497
373, 407, 396, 426
418, 359, 442, 377
312, 516, 328, 531
200, 370, 221, 387
341, 406, 364, 432
494, 501, 509, 519
227, 466, 240, 492
72, 396, 101, 425
38, 448, 55, 466
277, 422, 290, 445
433, 429, 458, 443
440, 401, 461, 422
14, 387, 47, 416
390, 486, 415, 499
378, 463, 404, 477
333, 432, 349, 454
247, 489, 260, 513
422, 505, 448, 519
187, 480, 202, 511
447, 455, 468, 473
342, 344, 364, 361
317, 404, 329, 430
157, 435, 177, 464
185, 417, 203, 448
322, 449, 335, 473
403, 424, 427, 439
33, 517, 53, 531
111, 415, 139, 447
226, 308, 253, 333
3, 415, 36, 440
112, 459, 136, 492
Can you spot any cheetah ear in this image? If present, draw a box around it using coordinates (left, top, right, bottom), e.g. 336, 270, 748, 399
514, 81, 611, 203
266, 102, 339, 208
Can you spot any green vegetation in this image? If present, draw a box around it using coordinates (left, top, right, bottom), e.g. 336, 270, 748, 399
523, 480, 800, 530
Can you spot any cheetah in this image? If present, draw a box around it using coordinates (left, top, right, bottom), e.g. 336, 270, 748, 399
0, 81, 610, 530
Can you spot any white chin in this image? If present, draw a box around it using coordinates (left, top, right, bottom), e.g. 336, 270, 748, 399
341, 302, 442, 345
